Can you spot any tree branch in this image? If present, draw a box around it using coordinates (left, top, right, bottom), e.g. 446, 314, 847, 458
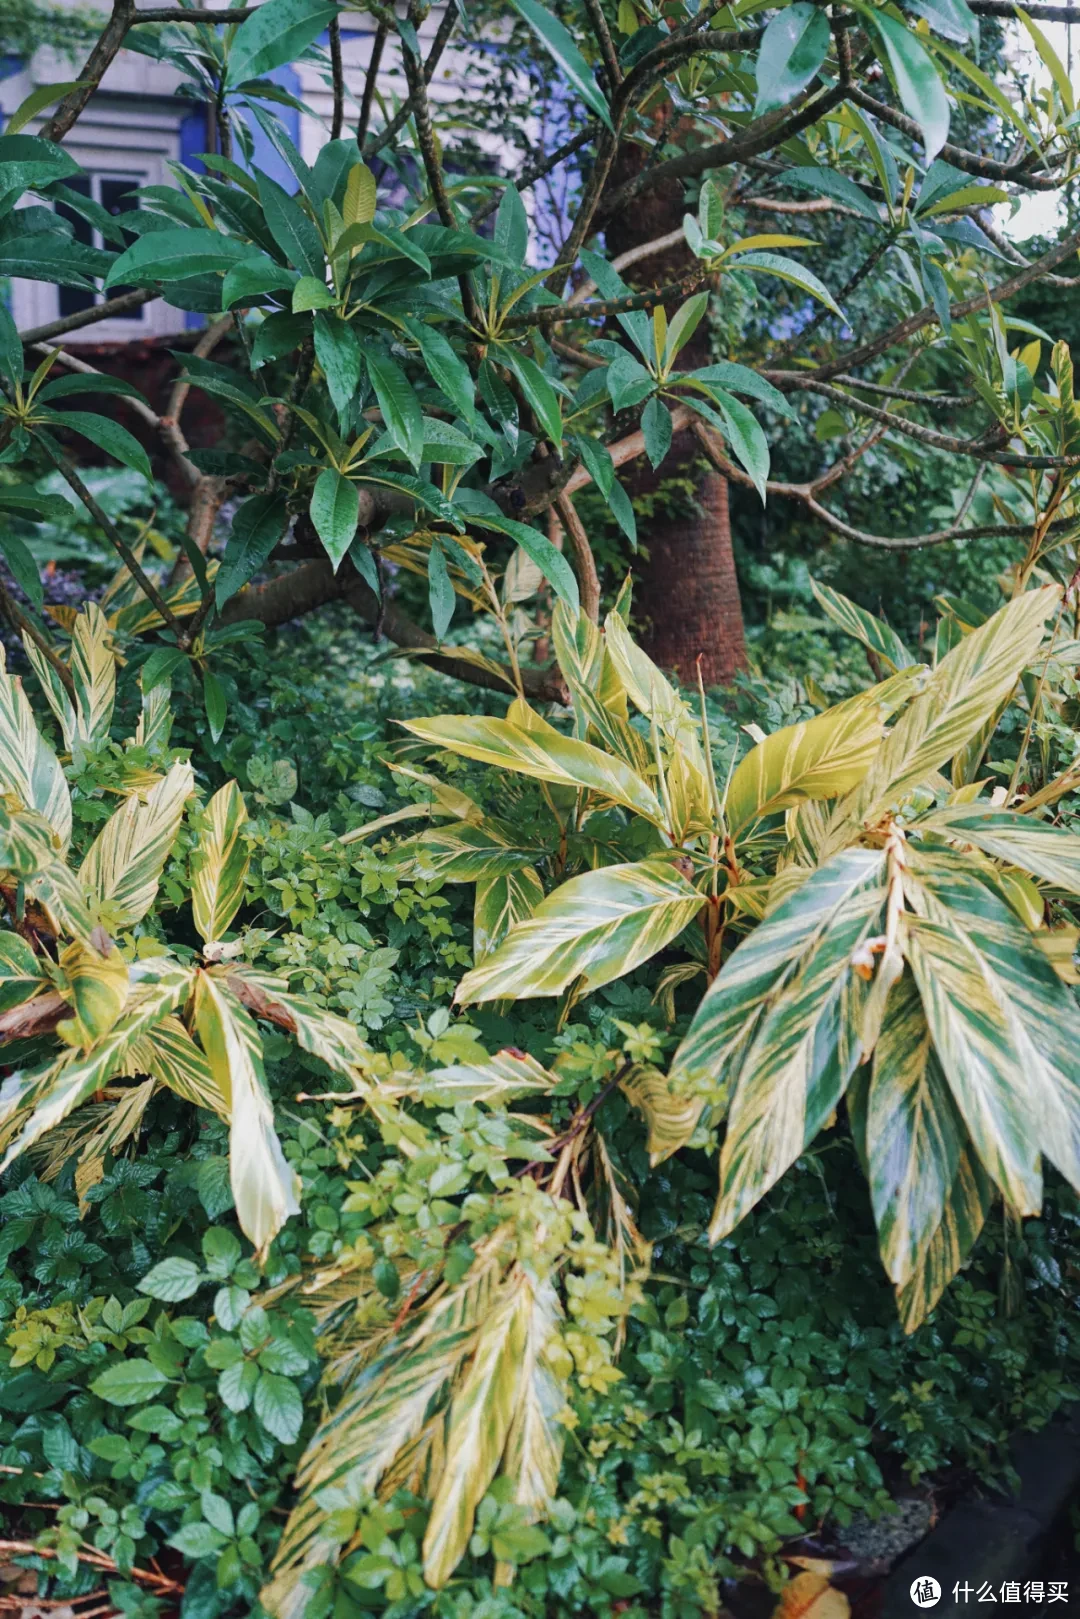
364, 3, 458, 160
42, 0, 135, 142
329, 14, 345, 141
848, 87, 1068, 189
555, 493, 601, 621
357, 20, 388, 148
19, 290, 157, 346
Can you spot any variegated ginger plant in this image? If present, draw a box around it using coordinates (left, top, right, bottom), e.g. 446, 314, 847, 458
0, 604, 378, 1256
379, 582, 1080, 1330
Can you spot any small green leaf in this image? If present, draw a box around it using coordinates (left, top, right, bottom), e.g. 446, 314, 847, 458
292, 275, 335, 311
428, 539, 456, 641
309, 468, 360, 572
138, 1256, 204, 1301
91, 1359, 171, 1406
254, 1371, 304, 1443
641, 396, 672, 469
215, 492, 289, 609
366, 350, 424, 468
227, 0, 340, 88
203, 670, 228, 745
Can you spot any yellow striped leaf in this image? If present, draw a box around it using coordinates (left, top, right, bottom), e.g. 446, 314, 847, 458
74, 1077, 156, 1208
55, 937, 130, 1048
499, 1274, 564, 1518
132, 683, 174, 753
22, 634, 76, 751
474, 865, 544, 964
603, 610, 710, 783
80, 760, 195, 930
391, 818, 549, 882
552, 599, 627, 740
456, 856, 703, 1003
225, 966, 378, 1082
402, 715, 664, 825
120, 1015, 224, 1114
810, 577, 915, 673
620, 1063, 706, 1165
670, 847, 886, 1103
0, 964, 192, 1174
726, 693, 886, 840
0, 932, 46, 1014
895, 1145, 992, 1332
904, 914, 1042, 1214
849, 586, 1057, 821
0, 645, 71, 851
422, 1269, 532, 1587
708, 858, 884, 1242
919, 804, 1080, 896
910, 847, 1080, 1201
70, 603, 117, 750
191, 781, 250, 945
413, 1049, 555, 1106
193, 971, 300, 1256
857, 973, 971, 1289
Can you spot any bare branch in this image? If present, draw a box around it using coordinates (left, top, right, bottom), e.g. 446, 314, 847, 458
43, 0, 135, 142
329, 15, 345, 142
364, 4, 458, 160
357, 20, 388, 148
508, 271, 705, 328
555, 493, 601, 622
569, 227, 687, 304
19, 290, 157, 346
848, 87, 1069, 189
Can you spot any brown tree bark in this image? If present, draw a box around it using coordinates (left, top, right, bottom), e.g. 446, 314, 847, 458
602, 135, 746, 686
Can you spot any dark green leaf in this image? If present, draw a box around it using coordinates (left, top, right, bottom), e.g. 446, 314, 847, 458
256, 171, 325, 278
48, 411, 152, 483
428, 538, 456, 640
215, 492, 290, 608
313, 312, 362, 419
0, 531, 43, 610
203, 669, 228, 745
227, 0, 340, 88
754, 2, 831, 116
641, 396, 672, 469
366, 350, 424, 468
507, 0, 613, 129
104, 229, 251, 288
310, 468, 360, 572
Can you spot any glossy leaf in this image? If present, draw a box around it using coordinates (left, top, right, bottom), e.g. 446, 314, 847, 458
456, 856, 703, 1002
754, 2, 831, 116
310, 468, 360, 573
727, 692, 885, 839
864, 8, 950, 159
507, 0, 613, 130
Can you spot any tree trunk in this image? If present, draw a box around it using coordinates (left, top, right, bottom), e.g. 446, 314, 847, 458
633, 439, 745, 686
602, 134, 746, 686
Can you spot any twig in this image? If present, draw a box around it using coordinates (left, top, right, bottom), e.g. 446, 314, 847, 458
357, 20, 387, 147
42, 0, 135, 142
0, 583, 75, 697
329, 14, 345, 141
19, 291, 157, 347
555, 492, 601, 622
507, 271, 704, 328
34, 439, 186, 639
472, 126, 599, 226
849, 86, 1067, 190
0, 1541, 183, 1596
569, 227, 687, 304
363, 3, 458, 160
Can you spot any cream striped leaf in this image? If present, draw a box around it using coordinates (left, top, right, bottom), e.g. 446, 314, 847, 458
810, 577, 915, 673
22, 634, 77, 751
620, 1063, 707, 1165
267, 1277, 494, 1618
119, 1015, 224, 1114
603, 609, 708, 780
193, 971, 300, 1256
413, 1049, 555, 1106
70, 603, 116, 750
133, 683, 173, 753
708, 861, 884, 1242
910, 847, 1080, 1199
456, 856, 703, 1003
0, 804, 92, 940
847, 585, 1057, 822
474, 866, 544, 964
895, 1145, 993, 1333
552, 599, 627, 740
422, 1268, 532, 1587
499, 1273, 564, 1519
74, 1076, 156, 1206
669, 847, 887, 1103
391, 818, 549, 882
401, 715, 665, 825
918, 805, 1080, 896
725, 694, 886, 840
0, 964, 192, 1173
191, 781, 250, 945
80, 760, 195, 929
225, 967, 378, 1082
0, 646, 71, 851
0, 933, 46, 1014
904, 914, 1042, 1214
56, 938, 130, 1048
858, 973, 971, 1290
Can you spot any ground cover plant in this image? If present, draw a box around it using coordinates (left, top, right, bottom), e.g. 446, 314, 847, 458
5, 0, 1080, 1613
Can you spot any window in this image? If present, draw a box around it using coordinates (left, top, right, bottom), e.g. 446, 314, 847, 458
55, 173, 143, 322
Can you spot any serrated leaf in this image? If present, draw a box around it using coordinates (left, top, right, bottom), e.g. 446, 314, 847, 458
138, 1256, 204, 1302
90, 1358, 170, 1406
